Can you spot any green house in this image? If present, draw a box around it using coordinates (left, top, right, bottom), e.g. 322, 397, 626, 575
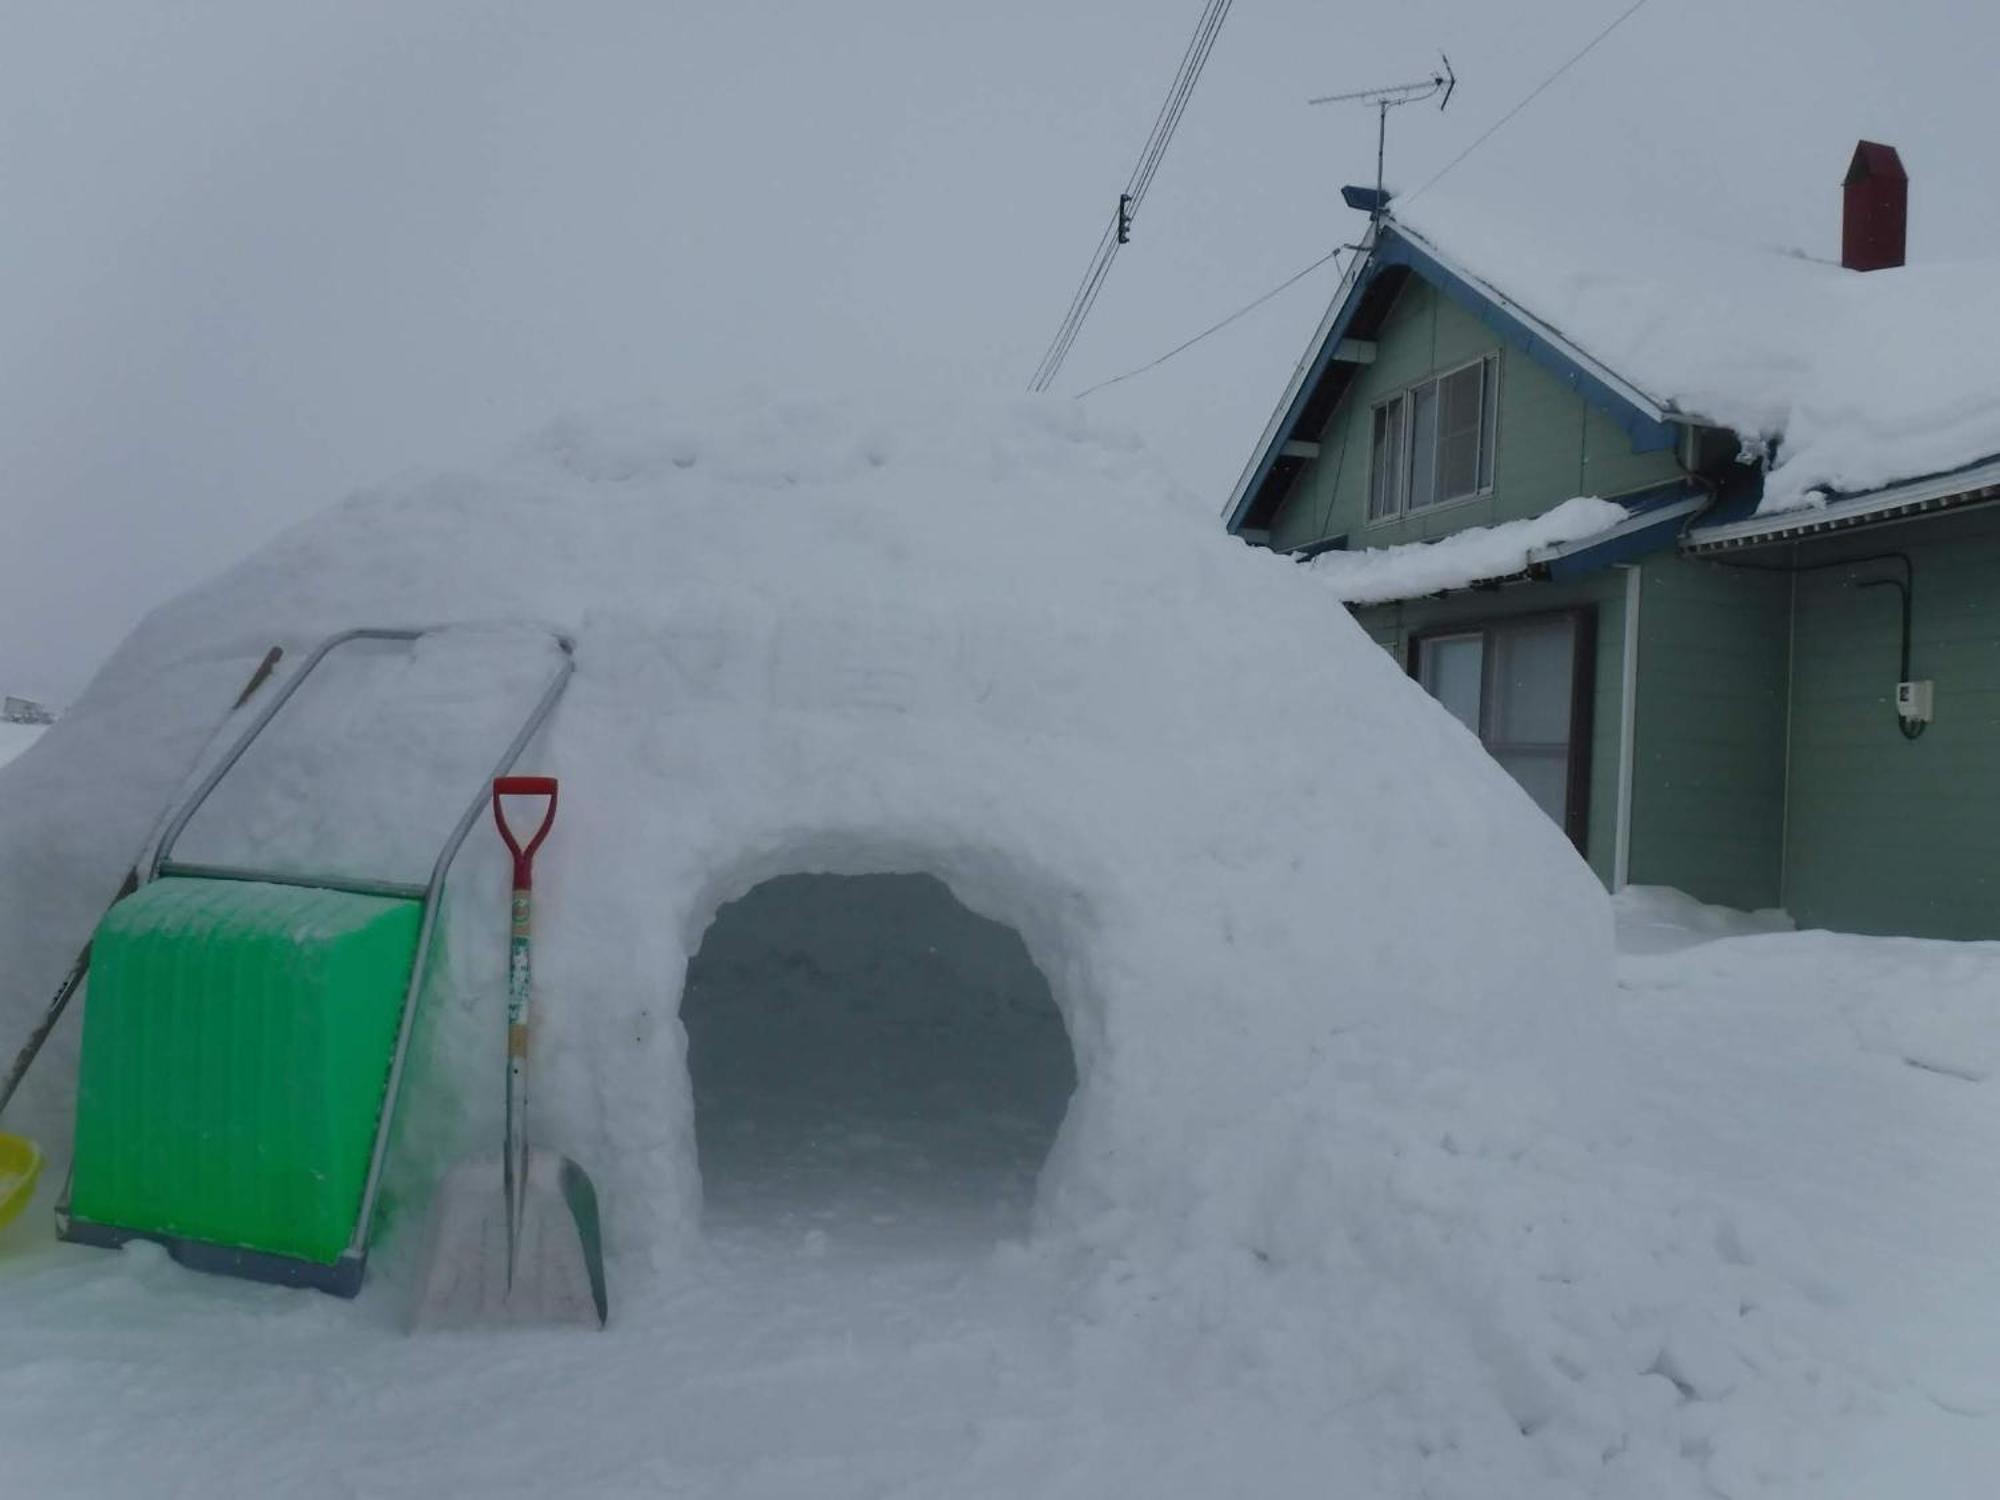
1224, 148, 2000, 940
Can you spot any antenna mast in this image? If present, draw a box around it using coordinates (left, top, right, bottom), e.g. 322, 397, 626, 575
1309, 54, 1456, 225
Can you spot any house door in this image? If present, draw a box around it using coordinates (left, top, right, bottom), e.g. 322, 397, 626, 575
1415, 611, 1592, 849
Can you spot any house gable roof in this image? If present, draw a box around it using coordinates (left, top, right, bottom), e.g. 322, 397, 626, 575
1229, 195, 2000, 542
1224, 219, 1682, 538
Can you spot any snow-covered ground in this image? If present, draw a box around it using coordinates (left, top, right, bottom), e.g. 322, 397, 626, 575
1610, 895, 2000, 1496
3, 884, 1999, 1497
3, 406, 1997, 1496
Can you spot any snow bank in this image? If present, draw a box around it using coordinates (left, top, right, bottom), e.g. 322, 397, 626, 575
1613, 884, 1794, 956
0, 397, 1611, 1258
1612, 928, 2000, 1495
1306, 495, 1624, 603
1627, 927, 2000, 1086
0, 397, 1668, 1489
1394, 197, 2000, 512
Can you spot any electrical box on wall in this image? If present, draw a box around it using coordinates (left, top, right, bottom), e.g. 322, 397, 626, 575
1896, 680, 1934, 724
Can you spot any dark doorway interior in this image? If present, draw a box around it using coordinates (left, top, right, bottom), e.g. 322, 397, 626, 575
682, 873, 1075, 1245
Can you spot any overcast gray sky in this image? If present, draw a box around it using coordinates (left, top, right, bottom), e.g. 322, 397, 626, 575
6, 0, 1996, 698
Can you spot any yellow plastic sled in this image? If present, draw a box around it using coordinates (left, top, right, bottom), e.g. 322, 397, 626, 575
0, 1133, 43, 1232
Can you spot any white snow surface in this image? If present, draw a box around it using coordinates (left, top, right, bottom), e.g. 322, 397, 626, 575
0, 396, 1686, 1492
1393, 197, 2000, 512
9, 403, 1999, 1495
1306, 495, 1625, 603
4, 869, 2000, 1495
1612, 884, 1794, 956
0, 721, 43, 770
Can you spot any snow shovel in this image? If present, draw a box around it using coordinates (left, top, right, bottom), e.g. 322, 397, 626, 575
0, 645, 284, 1239
413, 776, 607, 1328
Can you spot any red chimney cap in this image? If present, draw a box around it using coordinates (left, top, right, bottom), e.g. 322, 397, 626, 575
1844, 141, 1907, 187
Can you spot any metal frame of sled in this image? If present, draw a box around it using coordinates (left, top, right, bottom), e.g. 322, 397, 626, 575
58, 625, 575, 1298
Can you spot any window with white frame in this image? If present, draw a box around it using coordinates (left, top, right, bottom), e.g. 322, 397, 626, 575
1367, 353, 1500, 522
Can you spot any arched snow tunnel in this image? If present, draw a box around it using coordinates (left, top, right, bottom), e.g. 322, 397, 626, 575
680, 872, 1077, 1243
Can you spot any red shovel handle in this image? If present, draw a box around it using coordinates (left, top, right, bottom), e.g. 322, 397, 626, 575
493, 776, 558, 889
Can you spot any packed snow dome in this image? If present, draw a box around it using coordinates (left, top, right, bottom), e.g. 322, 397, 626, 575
0, 397, 1611, 1282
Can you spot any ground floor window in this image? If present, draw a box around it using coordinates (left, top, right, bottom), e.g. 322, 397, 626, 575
1412, 609, 1594, 849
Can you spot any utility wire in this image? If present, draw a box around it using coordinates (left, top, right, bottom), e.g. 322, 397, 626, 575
1029, 0, 1234, 393
1030, 218, 1117, 394
1130, 0, 1231, 211
1038, 231, 1121, 393
1127, 7, 1207, 210
1072, 246, 1348, 399
1402, 0, 1651, 206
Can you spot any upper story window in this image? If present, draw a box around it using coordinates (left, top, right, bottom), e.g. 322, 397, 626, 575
1367, 352, 1501, 522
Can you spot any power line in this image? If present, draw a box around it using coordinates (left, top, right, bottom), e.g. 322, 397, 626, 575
1130, 0, 1232, 211
1028, 0, 1235, 393
1029, 217, 1118, 394
1072, 246, 1349, 399
1056, 1, 1650, 401
1127, 6, 1209, 210
1037, 228, 1121, 393
1402, 0, 1651, 206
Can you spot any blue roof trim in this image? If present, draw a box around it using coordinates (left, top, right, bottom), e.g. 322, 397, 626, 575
1685, 475, 1763, 532
1610, 478, 1705, 514
1541, 497, 1698, 580
1372, 234, 1680, 456
1223, 257, 1387, 535
1684, 450, 2000, 552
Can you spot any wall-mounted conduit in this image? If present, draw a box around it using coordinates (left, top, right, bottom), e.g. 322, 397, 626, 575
1706, 551, 1925, 741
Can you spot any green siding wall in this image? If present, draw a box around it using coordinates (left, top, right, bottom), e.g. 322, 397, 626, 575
1266, 276, 1683, 554
1249, 269, 2000, 937
1782, 510, 2000, 939
1354, 568, 1628, 885
1626, 555, 1790, 910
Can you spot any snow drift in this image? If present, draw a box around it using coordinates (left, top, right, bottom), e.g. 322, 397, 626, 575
0, 398, 1683, 1489
3, 397, 1610, 1259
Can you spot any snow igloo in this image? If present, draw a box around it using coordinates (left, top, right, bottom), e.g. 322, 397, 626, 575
0, 399, 1612, 1289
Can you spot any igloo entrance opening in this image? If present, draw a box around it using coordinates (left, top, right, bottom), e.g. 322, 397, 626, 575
682, 873, 1076, 1245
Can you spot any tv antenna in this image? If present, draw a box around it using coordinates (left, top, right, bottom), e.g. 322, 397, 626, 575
1309, 54, 1456, 223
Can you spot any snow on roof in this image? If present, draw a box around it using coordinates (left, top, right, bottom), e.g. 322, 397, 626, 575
1392, 194, 2000, 514
1305, 496, 1626, 604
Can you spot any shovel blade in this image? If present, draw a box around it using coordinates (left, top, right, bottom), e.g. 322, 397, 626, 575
412, 1149, 607, 1329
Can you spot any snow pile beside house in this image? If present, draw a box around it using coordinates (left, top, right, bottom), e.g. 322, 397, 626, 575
1396, 196, 2000, 512
1612, 883, 1793, 956
1306, 495, 1624, 603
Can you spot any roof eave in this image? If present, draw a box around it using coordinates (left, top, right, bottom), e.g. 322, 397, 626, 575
1222, 240, 1376, 535
1683, 455, 2000, 552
